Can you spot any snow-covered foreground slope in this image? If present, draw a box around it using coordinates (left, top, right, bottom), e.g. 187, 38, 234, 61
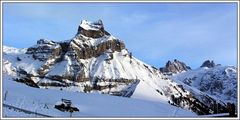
3, 75, 196, 117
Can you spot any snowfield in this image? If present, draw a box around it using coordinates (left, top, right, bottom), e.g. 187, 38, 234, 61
3, 74, 196, 117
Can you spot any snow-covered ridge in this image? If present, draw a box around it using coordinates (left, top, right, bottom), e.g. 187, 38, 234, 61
3, 45, 27, 54
172, 65, 237, 106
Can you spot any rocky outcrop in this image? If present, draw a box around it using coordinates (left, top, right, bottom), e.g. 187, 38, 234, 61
14, 68, 39, 88
160, 59, 191, 74
200, 60, 215, 68
68, 38, 125, 60
26, 39, 62, 61
27, 21, 125, 61
76, 20, 110, 38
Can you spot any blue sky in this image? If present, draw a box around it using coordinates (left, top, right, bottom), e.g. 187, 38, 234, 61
3, 2, 237, 68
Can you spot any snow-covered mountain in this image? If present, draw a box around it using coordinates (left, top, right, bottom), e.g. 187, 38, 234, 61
172, 61, 237, 104
2, 20, 234, 117
160, 60, 237, 114
3, 20, 174, 101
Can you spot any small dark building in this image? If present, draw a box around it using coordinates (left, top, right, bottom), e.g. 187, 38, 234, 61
55, 99, 79, 115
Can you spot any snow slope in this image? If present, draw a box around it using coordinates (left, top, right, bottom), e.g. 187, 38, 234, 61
3, 46, 27, 54
3, 74, 196, 117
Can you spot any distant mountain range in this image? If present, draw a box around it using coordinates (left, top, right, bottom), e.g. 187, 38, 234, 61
160, 59, 237, 114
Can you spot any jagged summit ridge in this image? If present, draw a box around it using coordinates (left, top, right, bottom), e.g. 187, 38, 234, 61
77, 19, 110, 38
26, 19, 125, 61
159, 59, 191, 74
200, 60, 216, 68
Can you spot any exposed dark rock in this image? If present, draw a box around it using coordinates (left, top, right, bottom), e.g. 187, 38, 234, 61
17, 57, 21, 61
15, 68, 39, 88
201, 60, 215, 68
59, 42, 69, 54
38, 82, 68, 87
26, 39, 61, 61
14, 78, 39, 88
68, 39, 125, 60
160, 59, 191, 74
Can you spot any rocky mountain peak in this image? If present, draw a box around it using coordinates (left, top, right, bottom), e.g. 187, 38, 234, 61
76, 19, 110, 38
160, 59, 191, 74
166, 60, 172, 66
200, 60, 215, 68
26, 20, 125, 61
11, 19, 162, 100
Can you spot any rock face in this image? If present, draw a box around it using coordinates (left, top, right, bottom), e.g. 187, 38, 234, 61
77, 20, 110, 38
26, 22, 125, 61
160, 59, 191, 74
26, 39, 62, 61
68, 36, 125, 60
200, 60, 215, 68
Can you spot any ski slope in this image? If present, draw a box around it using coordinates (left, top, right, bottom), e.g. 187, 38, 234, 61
3, 74, 196, 117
